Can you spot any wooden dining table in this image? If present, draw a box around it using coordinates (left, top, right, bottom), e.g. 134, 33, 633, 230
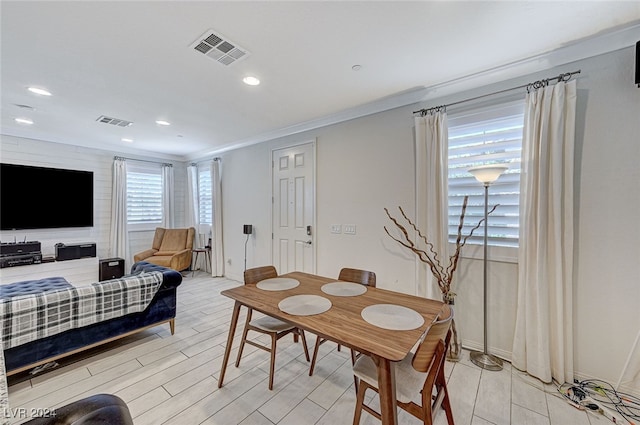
217, 271, 447, 425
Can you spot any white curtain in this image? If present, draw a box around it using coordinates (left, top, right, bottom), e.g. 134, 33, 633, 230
186, 164, 199, 230
512, 80, 576, 384
109, 158, 129, 269
211, 158, 224, 276
617, 328, 640, 391
161, 164, 174, 228
414, 112, 449, 299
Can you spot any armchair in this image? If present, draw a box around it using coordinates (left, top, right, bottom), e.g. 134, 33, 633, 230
133, 227, 195, 271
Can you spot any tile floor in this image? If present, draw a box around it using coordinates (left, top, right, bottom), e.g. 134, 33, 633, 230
6, 272, 612, 424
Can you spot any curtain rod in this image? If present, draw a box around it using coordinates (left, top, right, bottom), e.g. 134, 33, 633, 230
189, 157, 221, 167
413, 70, 581, 116
113, 156, 173, 167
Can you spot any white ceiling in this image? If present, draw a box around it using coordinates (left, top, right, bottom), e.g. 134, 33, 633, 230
2, 1, 639, 160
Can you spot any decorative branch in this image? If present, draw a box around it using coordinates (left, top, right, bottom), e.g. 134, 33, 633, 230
384, 195, 498, 299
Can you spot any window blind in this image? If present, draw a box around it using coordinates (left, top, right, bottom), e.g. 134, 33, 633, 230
198, 165, 213, 225
126, 170, 163, 224
447, 101, 524, 248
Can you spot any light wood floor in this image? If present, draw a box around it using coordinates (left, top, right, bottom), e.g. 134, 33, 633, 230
6, 272, 610, 425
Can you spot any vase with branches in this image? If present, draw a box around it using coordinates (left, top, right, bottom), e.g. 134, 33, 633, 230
384, 195, 497, 360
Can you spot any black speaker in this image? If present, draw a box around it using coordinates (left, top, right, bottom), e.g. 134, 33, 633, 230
55, 242, 97, 261
636, 41, 639, 88
243, 224, 253, 235
99, 257, 125, 281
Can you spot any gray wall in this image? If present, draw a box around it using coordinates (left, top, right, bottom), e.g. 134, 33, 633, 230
215, 46, 640, 394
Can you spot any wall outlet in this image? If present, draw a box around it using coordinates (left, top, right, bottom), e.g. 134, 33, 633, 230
344, 224, 356, 235
330, 224, 342, 234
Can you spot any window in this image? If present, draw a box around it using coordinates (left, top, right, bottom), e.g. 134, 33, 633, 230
127, 165, 163, 225
447, 101, 524, 248
197, 165, 213, 225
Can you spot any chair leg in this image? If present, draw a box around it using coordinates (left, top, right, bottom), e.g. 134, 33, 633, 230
268, 333, 277, 390
235, 310, 253, 367
350, 349, 361, 393
299, 329, 310, 361
353, 379, 369, 425
309, 336, 322, 376
438, 368, 455, 425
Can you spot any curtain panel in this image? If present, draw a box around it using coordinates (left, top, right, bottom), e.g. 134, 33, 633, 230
185, 165, 199, 230
211, 159, 224, 277
109, 158, 129, 270
512, 80, 576, 384
414, 113, 449, 299
161, 164, 174, 229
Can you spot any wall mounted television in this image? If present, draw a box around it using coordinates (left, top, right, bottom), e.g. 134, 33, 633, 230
0, 163, 94, 230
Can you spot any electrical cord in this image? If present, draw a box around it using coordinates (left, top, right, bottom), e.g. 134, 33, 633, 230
558, 379, 640, 424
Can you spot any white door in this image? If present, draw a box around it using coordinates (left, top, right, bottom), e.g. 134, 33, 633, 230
272, 142, 316, 274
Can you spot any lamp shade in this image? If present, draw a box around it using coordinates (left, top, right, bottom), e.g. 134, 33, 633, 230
468, 164, 508, 184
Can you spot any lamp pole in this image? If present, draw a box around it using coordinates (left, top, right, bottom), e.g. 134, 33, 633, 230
467, 164, 507, 371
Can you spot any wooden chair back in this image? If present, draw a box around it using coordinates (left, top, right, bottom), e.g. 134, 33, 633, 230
412, 304, 452, 373
244, 266, 278, 285
338, 268, 377, 287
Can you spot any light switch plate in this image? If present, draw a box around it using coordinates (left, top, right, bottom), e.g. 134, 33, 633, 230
330, 224, 342, 234
344, 224, 356, 235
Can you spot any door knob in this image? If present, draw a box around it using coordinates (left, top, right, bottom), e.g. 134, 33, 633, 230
305, 240, 312, 245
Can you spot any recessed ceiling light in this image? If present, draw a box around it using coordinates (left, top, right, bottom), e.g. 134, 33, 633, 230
155, 120, 171, 126
121, 138, 134, 143
243, 76, 260, 86
27, 87, 52, 96
15, 117, 34, 125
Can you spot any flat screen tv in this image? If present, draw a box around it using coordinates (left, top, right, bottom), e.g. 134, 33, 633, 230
1, 163, 94, 230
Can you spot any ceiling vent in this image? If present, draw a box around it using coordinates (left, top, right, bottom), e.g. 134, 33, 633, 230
190, 29, 249, 66
96, 115, 133, 127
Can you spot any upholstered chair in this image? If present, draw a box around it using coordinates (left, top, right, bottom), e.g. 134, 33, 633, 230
133, 227, 195, 271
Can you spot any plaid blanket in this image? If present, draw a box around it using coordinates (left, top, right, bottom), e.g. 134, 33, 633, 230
0, 271, 165, 349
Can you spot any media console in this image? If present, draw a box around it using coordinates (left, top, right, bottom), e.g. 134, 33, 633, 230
0, 257, 99, 286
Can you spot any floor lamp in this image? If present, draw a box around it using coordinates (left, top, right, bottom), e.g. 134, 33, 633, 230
467, 164, 508, 371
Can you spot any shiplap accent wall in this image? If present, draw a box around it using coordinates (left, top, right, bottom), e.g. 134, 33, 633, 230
0, 135, 186, 268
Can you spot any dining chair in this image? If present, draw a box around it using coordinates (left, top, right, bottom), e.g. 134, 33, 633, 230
351, 304, 454, 425
308, 267, 376, 379
235, 265, 310, 390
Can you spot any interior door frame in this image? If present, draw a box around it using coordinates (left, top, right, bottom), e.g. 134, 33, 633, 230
270, 139, 317, 274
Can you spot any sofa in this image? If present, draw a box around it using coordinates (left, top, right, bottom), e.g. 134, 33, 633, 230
0, 261, 182, 376
133, 227, 195, 271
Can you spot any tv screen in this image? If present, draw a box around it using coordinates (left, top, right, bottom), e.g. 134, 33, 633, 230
1, 163, 94, 230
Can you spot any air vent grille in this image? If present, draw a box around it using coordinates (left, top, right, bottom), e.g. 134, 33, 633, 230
191, 29, 249, 66
96, 116, 133, 127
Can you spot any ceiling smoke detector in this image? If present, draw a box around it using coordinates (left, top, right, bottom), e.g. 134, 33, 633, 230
96, 115, 133, 127
190, 29, 249, 66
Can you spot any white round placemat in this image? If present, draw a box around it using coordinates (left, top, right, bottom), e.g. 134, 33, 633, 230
278, 294, 332, 316
321, 281, 367, 297
361, 304, 425, 330
256, 277, 300, 291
